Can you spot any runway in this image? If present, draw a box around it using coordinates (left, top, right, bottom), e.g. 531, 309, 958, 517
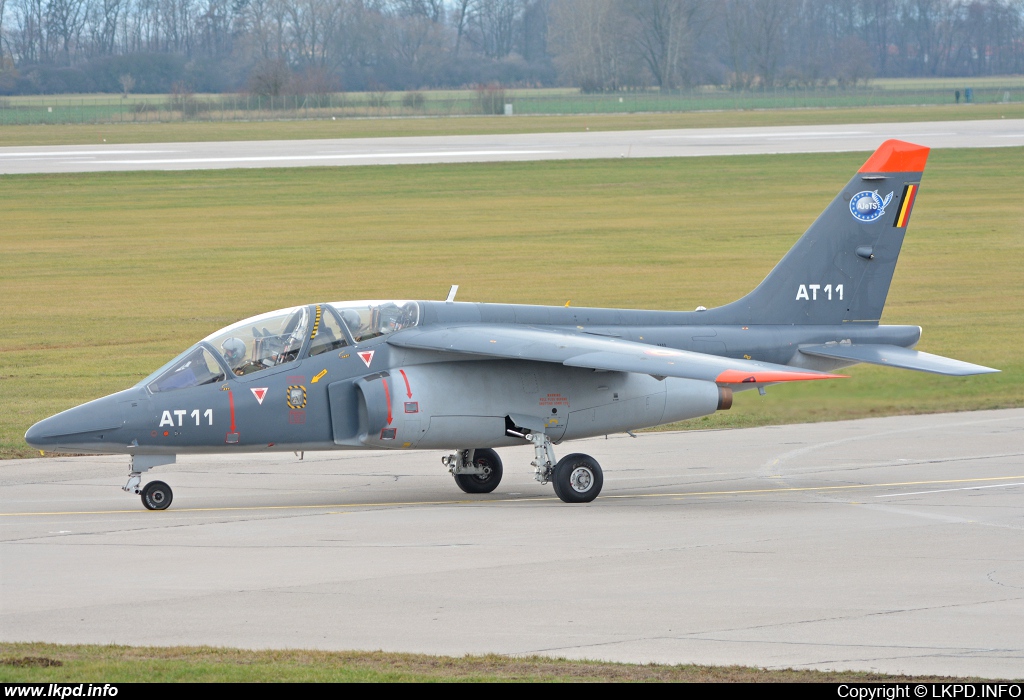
2, 408, 1023, 677
1, 119, 1023, 174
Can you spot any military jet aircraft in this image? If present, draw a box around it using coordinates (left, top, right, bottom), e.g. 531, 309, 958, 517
25, 139, 998, 509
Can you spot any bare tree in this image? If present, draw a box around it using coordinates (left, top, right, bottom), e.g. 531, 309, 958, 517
519, 0, 547, 62
0, 0, 8, 59
0, 0, 12, 71
87, 0, 122, 55
859, 0, 898, 76
469, 0, 521, 58
549, 0, 635, 90
749, 0, 793, 87
46, 0, 89, 64
283, 0, 310, 63
1, 0, 1023, 94
249, 55, 290, 93
451, 0, 470, 55
720, 0, 752, 87
383, 8, 447, 80
622, 0, 708, 89
390, 0, 442, 21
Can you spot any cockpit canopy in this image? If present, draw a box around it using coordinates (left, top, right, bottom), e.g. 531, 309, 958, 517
144, 300, 419, 393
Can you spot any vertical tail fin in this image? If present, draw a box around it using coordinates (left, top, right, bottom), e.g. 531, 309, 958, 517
709, 140, 930, 325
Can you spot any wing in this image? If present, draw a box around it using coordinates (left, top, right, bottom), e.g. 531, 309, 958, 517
799, 343, 998, 376
388, 325, 844, 385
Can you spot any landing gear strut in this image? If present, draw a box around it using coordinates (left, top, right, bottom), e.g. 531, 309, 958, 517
527, 432, 557, 485
443, 433, 603, 504
527, 432, 603, 504
444, 448, 504, 494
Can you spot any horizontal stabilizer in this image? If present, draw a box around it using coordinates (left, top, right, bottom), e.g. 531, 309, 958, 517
799, 344, 999, 376
390, 325, 844, 385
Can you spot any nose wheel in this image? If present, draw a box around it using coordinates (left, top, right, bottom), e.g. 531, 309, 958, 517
141, 480, 173, 510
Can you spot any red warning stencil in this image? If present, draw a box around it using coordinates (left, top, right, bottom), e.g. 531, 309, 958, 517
358, 350, 375, 368
250, 387, 267, 405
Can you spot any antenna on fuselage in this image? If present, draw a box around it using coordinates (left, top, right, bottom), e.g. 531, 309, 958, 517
445, 285, 459, 303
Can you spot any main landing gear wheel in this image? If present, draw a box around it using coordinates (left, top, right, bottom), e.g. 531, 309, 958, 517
552, 454, 603, 504
453, 448, 503, 494
141, 480, 173, 510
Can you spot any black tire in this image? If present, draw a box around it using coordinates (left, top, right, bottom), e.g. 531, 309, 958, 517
550, 473, 565, 501
141, 480, 173, 510
453, 448, 503, 494
552, 454, 603, 503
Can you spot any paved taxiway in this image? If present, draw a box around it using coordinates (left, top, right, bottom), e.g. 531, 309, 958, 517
1, 119, 1022, 174
2, 408, 1023, 677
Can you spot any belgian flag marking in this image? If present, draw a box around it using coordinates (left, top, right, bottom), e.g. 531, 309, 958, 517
894, 184, 918, 228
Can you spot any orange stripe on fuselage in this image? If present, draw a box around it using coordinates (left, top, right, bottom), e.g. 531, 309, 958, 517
715, 369, 847, 384
381, 377, 393, 425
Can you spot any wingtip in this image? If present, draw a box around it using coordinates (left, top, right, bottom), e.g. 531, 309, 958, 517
859, 139, 930, 173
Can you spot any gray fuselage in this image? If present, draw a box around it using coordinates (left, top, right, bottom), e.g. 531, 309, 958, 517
24, 298, 921, 456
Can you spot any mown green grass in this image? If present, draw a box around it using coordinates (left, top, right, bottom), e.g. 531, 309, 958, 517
0, 643, 994, 682
0, 102, 1022, 147
3, 77, 1022, 126
7, 77, 1024, 105
1, 148, 1021, 458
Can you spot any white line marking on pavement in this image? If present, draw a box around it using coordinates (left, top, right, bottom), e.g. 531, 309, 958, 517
0, 150, 175, 157
654, 131, 870, 139
88, 149, 559, 165
876, 483, 1023, 498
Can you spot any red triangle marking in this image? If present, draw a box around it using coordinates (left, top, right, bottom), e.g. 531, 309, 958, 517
358, 350, 375, 368
250, 387, 267, 405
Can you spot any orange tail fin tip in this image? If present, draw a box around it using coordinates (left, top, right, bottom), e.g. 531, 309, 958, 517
859, 139, 930, 173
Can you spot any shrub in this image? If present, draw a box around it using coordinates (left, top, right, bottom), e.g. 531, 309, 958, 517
475, 82, 507, 114
401, 90, 426, 109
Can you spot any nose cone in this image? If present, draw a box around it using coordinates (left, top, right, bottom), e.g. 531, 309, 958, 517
25, 393, 125, 451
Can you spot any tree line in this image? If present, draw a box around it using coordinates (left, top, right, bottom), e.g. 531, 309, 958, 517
0, 0, 1022, 95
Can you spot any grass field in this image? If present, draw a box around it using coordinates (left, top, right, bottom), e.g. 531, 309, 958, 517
2, 77, 1022, 126
0, 102, 1023, 147
0, 643, 995, 682
0, 147, 1021, 459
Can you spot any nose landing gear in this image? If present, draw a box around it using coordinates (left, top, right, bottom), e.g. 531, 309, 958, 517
123, 455, 176, 510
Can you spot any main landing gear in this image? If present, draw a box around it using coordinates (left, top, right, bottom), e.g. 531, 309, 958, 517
444, 448, 504, 494
527, 432, 603, 504
446, 433, 603, 504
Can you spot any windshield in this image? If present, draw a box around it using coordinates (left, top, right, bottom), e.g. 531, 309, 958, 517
205, 306, 309, 376
148, 345, 225, 393
330, 300, 419, 342
142, 301, 419, 392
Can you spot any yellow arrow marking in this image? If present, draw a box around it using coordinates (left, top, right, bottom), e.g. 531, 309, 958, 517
311, 369, 327, 383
